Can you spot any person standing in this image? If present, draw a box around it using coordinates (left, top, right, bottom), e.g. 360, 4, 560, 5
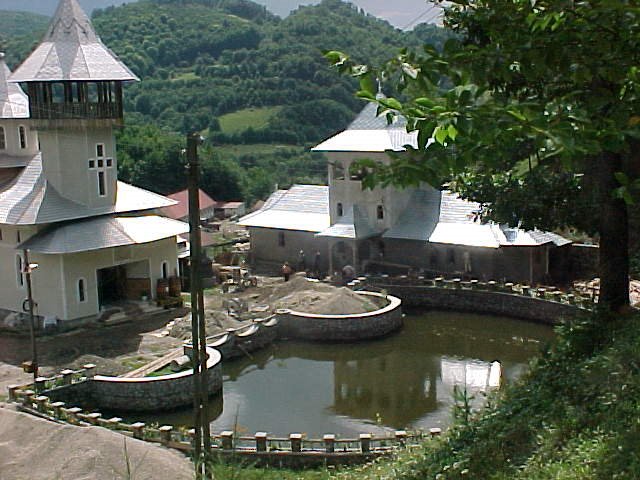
281, 262, 293, 282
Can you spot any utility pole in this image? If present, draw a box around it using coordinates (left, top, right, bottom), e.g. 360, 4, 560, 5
186, 133, 212, 478
22, 249, 38, 383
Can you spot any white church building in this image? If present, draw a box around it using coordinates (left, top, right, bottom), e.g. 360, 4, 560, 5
0, 0, 188, 329
240, 102, 572, 283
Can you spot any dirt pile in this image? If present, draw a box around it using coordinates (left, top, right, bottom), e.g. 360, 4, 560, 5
0, 405, 193, 480
265, 276, 378, 315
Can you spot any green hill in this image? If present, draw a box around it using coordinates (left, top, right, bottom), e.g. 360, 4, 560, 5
0, 11, 49, 66
1, 0, 449, 202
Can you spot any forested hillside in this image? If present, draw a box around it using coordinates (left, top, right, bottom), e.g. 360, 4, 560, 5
1, 0, 448, 202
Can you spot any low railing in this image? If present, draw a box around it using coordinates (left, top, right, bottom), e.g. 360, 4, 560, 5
363, 274, 596, 309
8, 386, 439, 466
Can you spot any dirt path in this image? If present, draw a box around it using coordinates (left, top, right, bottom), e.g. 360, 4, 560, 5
0, 404, 193, 480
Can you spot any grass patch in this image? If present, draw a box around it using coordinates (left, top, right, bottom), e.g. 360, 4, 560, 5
213, 143, 302, 155
218, 107, 282, 135
171, 71, 200, 82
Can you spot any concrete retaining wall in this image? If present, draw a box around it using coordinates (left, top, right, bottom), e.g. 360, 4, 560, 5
277, 291, 403, 341
381, 285, 580, 325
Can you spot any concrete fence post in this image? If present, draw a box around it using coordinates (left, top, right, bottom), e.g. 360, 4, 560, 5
221, 431, 234, 450
83, 364, 97, 379
65, 406, 82, 425
34, 377, 46, 393
21, 389, 35, 408
290, 433, 302, 453
159, 425, 173, 445
504, 282, 514, 292
430, 427, 442, 438
131, 422, 145, 440
395, 430, 407, 447
108, 417, 122, 429
360, 433, 372, 453
452, 278, 461, 289
7, 385, 20, 402
255, 432, 268, 452
50, 401, 65, 418
87, 412, 102, 425
61, 369, 74, 385
35, 395, 49, 413
488, 280, 497, 291
323, 434, 335, 453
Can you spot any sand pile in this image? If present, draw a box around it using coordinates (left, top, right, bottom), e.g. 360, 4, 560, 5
0, 405, 193, 480
169, 309, 249, 340
269, 276, 378, 315
61, 354, 129, 376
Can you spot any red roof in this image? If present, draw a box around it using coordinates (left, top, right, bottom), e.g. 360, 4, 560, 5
161, 189, 216, 220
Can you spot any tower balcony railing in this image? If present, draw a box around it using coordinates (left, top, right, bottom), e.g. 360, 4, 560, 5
30, 102, 122, 120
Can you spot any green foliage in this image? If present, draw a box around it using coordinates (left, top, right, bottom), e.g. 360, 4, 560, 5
218, 106, 282, 135
0, 11, 48, 67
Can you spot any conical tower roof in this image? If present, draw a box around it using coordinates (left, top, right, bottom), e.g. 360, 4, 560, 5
9, 0, 138, 82
0, 53, 29, 118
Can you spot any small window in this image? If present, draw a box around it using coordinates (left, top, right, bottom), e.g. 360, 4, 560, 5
88, 159, 95, 169
278, 232, 285, 247
18, 126, 27, 149
78, 278, 86, 302
337, 203, 343, 217
0, 228, 3, 241
161, 261, 168, 279
16, 230, 20, 243
377, 205, 384, 220
106, 158, 113, 167
0, 126, 5, 150
97, 159, 104, 168
96, 144, 105, 157
98, 171, 106, 196
16, 255, 24, 287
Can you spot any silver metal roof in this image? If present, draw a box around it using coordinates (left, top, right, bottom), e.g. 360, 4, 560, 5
20, 215, 188, 254
0, 54, 29, 118
312, 102, 418, 152
317, 204, 380, 239
238, 185, 330, 232
9, 0, 139, 82
0, 154, 176, 225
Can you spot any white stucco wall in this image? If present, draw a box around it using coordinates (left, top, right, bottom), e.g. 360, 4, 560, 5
0, 119, 39, 157
325, 152, 414, 229
0, 236, 179, 322
38, 126, 117, 209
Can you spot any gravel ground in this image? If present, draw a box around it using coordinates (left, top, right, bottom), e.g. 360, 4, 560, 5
0, 404, 193, 480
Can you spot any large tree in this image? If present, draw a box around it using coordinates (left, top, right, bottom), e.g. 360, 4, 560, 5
329, 0, 640, 311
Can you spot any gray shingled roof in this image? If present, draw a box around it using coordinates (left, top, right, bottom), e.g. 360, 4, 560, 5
9, 0, 138, 82
0, 54, 29, 118
20, 215, 188, 254
312, 102, 418, 152
0, 154, 176, 225
238, 185, 330, 232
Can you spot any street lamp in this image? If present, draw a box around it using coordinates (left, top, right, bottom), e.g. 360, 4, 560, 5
22, 249, 38, 382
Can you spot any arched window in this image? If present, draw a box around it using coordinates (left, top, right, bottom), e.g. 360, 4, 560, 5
377, 205, 384, 220
0, 126, 5, 150
78, 278, 86, 302
337, 203, 343, 217
16, 255, 24, 287
18, 126, 27, 149
161, 261, 168, 279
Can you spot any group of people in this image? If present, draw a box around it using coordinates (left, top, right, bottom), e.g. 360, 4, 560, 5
281, 249, 323, 281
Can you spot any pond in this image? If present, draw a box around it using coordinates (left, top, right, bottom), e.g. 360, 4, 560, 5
128, 311, 554, 437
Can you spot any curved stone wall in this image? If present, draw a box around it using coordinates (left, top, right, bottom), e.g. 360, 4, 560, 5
379, 285, 581, 325
46, 347, 222, 412
276, 291, 403, 341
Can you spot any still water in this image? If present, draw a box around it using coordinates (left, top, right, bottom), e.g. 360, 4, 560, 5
132, 311, 554, 437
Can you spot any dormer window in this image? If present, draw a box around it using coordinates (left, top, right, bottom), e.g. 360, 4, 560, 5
0, 126, 5, 150
18, 126, 27, 149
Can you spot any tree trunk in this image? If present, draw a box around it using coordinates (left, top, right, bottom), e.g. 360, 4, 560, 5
597, 151, 630, 311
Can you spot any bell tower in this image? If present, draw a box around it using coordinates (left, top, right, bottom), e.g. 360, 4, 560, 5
9, 0, 138, 209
